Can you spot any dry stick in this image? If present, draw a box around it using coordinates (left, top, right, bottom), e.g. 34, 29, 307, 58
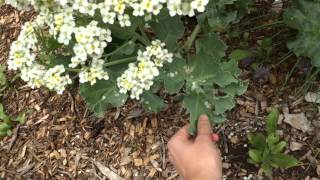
7, 125, 20, 152
161, 136, 166, 170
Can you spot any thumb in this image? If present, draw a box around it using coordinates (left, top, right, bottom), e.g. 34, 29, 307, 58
196, 115, 212, 142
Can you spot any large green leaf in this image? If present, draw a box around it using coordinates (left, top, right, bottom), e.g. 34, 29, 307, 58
211, 60, 239, 87
149, 10, 184, 51
248, 133, 267, 150
198, 0, 252, 30
183, 37, 245, 134
283, 0, 320, 66
140, 91, 164, 112
107, 16, 144, 40
213, 95, 235, 114
266, 134, 280, 147
186, 53, 220, 87
160, 58, 186, 94
266, 108, 279, 135
270, 154, 299, 168
80, 80, 128, 117
222, 81, 248, 96
273, 141, 287, 153
183, 92, 212, 135
249, 149, 263, 163
196, 32, 227, 58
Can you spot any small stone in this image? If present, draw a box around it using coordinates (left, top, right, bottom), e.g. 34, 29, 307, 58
278, 114, 284, 125
283, 113, 313, 133
230, 136, 240, 144
222, 163, 231, 169
260, 101, 267, 112
290, 142, 303, 151
305, 92, 320, 104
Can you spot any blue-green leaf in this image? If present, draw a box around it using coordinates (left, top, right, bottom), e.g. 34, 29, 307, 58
80, 80, 128, 117
149, 10, 184, 51
160, 58, 186, 94
140, 91, 164, 112
283, 0, 320, 66
196, 32, 227, 58
183, 92, 212, 135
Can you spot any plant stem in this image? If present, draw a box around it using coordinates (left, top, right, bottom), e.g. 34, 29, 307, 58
104, 38, 137, 58
65, 68, 81, 72
104, 56, 137, 67
184, 24, 201, 50
273, 52, 294, 67
133, 31, 150, 46
239, 21, 284, 33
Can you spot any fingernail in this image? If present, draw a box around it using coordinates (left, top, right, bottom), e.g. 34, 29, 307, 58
211, 133, 219, 142
199, 115, 208, 121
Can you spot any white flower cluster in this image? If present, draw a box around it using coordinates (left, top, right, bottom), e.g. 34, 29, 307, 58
71, 21, 112, 68
98, 0, 209, 26
8, 18, 72, 94
6, 5, 112, 93
3, 0, 209, 95
53, 8, 75, 45
3, 0, 209, 27
117, 40, 173, 100
79, 58, 109, 85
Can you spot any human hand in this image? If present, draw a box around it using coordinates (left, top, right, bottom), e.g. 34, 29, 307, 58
168, 115, 222, 180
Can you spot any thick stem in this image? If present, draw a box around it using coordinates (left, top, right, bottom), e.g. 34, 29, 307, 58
180, 24, 201, 52
133, 31, 150, 46
104, 56, 137, 67
239, 21, 284, 33
65, 68, 81, 72
104, 38, 137, 58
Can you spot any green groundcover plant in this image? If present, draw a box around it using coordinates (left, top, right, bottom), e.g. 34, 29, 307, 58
248, 109, 298, 176
0, 104, 26, 136
1, 0, 251, 134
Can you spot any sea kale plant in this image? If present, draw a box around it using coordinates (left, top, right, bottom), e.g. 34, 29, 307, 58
284, 0, 320, 67
1, 0, 249, 134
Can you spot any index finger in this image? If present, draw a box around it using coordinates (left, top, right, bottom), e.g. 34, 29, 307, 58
195, 115, 212, 142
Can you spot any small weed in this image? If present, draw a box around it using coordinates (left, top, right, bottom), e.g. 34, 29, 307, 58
248, 109, 298, 177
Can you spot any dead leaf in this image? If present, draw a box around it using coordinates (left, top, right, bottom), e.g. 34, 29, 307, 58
317, 165, 320, 176
93, 160, 124, 180
290, 142, 303, 151
148, 168, 157, 177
